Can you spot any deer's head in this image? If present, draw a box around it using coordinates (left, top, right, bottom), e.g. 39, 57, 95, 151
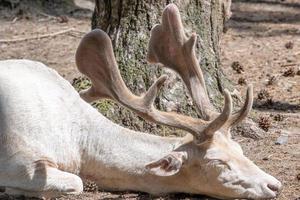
146, 127, 281, 199
75, 4, 281, 199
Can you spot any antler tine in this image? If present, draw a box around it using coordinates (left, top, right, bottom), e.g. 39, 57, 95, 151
142, 75, 168, 109
76, 29, 223, 138
226, 85, 253, 128
203, 90, 232, 136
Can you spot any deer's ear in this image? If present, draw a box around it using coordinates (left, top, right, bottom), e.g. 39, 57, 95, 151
145, 151, 187, 176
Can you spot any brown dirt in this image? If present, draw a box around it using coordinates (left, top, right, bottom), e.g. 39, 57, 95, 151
0, 0, 299, 200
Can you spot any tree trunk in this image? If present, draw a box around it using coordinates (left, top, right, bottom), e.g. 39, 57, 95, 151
89, 0, 261, 138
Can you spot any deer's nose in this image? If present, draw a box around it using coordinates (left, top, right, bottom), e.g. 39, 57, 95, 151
267, 181, 282, 195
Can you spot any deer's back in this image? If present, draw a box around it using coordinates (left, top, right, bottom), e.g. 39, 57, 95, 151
0, 59, 85, 168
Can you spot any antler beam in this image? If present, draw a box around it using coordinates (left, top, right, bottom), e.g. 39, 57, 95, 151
76, 29, 231, 139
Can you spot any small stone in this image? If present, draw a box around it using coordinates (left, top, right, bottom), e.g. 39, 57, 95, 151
275, 134, 288, 145
285, 41, 294, 49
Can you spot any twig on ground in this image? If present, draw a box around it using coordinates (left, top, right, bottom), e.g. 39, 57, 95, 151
0, 28, 86, 43
11, 17, 19, 23
37, 11, 56, 19
281, 63, 300, 67
68, 32, 83, 38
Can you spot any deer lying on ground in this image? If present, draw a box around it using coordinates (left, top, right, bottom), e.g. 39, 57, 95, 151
0, 4, 281, 200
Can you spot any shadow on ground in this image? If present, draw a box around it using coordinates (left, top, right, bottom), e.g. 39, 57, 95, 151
253, 100, 300, 112
0, 0, 92, 19
228, 0, 300, 36
0, 191, 218, 200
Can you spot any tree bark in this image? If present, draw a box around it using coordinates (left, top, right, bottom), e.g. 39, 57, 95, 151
89, 0, 256, 137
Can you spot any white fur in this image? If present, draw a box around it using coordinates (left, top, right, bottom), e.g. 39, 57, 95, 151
0, 59, 281, 199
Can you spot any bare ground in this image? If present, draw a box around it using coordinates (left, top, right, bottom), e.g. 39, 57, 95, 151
0, 0, 299, 199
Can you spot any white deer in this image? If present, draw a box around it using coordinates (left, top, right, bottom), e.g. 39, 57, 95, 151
0, 4, 281, 200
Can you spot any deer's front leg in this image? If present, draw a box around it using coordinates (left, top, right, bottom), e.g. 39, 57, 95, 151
3, 166, 83, 199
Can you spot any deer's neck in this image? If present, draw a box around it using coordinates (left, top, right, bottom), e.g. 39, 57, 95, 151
78, 106, 192, 194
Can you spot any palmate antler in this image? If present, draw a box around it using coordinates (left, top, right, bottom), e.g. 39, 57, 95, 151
147, 4, 253, 125
75, 4, 253, 140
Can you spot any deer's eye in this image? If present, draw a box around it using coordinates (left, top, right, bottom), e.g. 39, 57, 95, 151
209, 160, 231, 170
